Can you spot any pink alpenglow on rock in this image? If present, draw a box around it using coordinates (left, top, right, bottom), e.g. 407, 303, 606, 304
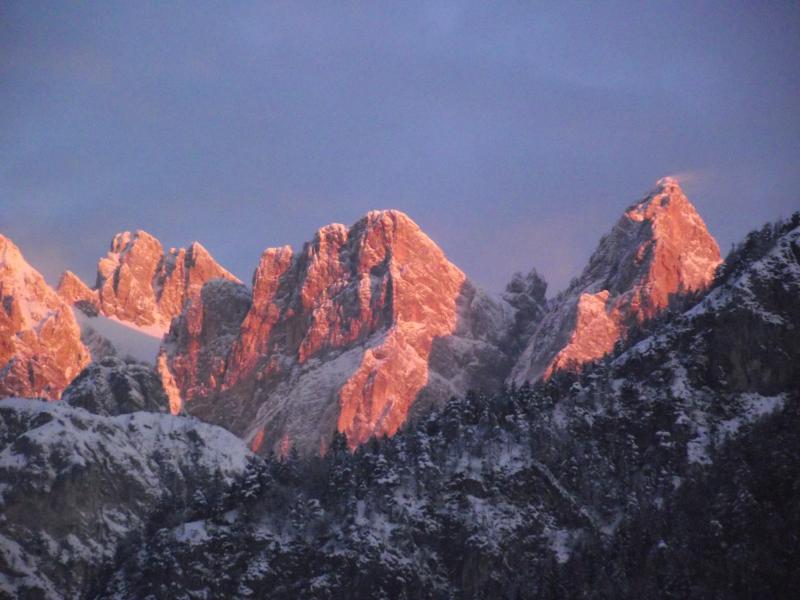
58, 231, 239, 336
0, 235, 90, 399
509, 178, 722, 384
161, 210, 517, 454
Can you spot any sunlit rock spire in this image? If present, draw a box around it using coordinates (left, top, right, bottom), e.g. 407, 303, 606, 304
0, 235, 90, 399
509, 177, 721, 384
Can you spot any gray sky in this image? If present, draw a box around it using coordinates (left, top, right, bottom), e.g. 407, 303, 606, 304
2, 1, 798, 294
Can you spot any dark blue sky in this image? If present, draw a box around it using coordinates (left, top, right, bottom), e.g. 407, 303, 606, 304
2, 2, 798, 293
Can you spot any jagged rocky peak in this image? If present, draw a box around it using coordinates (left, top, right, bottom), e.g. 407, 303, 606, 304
0, 235, 90, 399
58, 229, 240, 334
228, 209, 464, 375
505, 268, 547, 303
510, 177, 722, 384
161, 209, 515, 455
57, 270, 98, 315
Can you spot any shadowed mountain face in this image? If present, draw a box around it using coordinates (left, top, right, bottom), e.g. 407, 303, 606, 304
0, 235, 90, 399
62, 356, 170, 417
160, 210, 521, 455
58, 231, 239, 335
509, 178, 721, 385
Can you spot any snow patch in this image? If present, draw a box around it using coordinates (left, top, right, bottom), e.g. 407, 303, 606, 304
74, 310, 163, 363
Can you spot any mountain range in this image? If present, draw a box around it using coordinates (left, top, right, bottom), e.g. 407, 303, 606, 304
4, 178, 719, 454
1, 179, 797, 598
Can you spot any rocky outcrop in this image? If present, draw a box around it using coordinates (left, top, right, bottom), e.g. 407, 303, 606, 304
502, 268, 548, 356
62, 357, 169, 416
0, 397, 251, 599
509, 178, 721, 384
56, 270, 99, 316
161, 210, 515, 454
79, 324, 119, 361
58, 231, 239, 334
0, 235, 90, 399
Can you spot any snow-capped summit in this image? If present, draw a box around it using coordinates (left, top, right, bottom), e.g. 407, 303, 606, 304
58, 230, 239, 335
160, 209, 517, 455
509, 178, 722, 384
0, 235, 90, 399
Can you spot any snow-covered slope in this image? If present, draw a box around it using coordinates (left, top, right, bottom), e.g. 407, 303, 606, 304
0, 235, 90, 399
509, 178, 721, 385
0, 389, 251, 598
73, 310, 162, 364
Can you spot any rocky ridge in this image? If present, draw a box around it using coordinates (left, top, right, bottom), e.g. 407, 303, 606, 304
161, 210, 522, 455
0, 359, 252, 599
62, 356, 170, 417
58, 231, 239, 335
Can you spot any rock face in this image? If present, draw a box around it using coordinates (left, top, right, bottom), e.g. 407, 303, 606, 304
158, 279, 252, 416
509, 178, 721, 384
58, 231, 239, 334
0, 395, 251, 599
502, 268, 548, 356
0, 235, 90, 399
62, 357, 169, 416
161, 210, 516, 454
56, 270, 99, 316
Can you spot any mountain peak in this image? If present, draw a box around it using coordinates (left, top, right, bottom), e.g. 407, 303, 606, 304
359, 209, 421, 236
625, 176, 694, 222
187, 240, 208, 256
57, 270, 99, 315
108, 229, 161, 255
510, 180, 721, 384
311, 222, 349, 244
655, 175, 681, 189
1, 236, 90, 398
163, 210, 513, 455
363, 208, 416, 223
0, 234, 25, 270
60, 231, 238, 335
